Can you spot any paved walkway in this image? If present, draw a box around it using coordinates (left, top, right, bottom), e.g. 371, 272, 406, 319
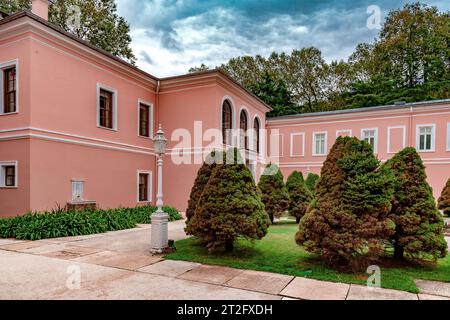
0, 220, 449, 300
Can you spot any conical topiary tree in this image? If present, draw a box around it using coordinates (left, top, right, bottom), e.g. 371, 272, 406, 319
188, 148, 270, 252
296, 137, 396, 270
185, 151, 218, 226
286, 171, 313, 223
438, 178, 450, 217
305, 173, 320, 195
383, 148, 447, 261
258, 164, 290, 224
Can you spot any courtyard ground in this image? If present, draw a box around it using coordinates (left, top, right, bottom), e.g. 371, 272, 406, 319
0, 220, 449, 300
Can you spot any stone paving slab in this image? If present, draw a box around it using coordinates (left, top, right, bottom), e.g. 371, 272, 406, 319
0, 239, 24, 246
225, 270, 294, 295
346, 285, 418, 300
138, 260, 201, 277
0, 240, 52, 252
0, 250, 280, 300
40, 246, 103, 260
415, 279, 450, 298
418, 294, 450, 300
280, 277, 350, 300
178, 265, 244, 285
72, 250, 163, 271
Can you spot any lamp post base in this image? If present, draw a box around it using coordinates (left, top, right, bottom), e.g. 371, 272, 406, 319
150, 209, 169, 254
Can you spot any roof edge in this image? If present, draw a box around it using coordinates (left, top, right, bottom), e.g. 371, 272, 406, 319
0, 11, 159, 82
267, 99, 450, 122
161, 69, 273, 111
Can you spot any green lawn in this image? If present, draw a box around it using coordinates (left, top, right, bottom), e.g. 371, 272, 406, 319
165, 222, 450, 293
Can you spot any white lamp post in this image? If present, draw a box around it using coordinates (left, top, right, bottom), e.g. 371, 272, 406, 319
151, 124, 169, 253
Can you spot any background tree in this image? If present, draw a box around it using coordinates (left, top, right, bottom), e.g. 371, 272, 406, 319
188, 148, 270, 252
383, 148, 447, 261
257, 164, 290, 224
247, 72, 300, 117
2, 0, 136, 64
286, 171, 312, 223
438, 178, 450, 216
296, 137, 395, 270
184, 151, 218, 227
188, 64, 210, 73
305, 173, 320, 195
0, 0, 31, 13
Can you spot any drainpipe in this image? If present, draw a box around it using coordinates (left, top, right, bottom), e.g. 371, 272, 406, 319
408, 106, 413, 147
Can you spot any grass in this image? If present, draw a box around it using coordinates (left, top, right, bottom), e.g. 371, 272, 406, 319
165, 221, 450, 293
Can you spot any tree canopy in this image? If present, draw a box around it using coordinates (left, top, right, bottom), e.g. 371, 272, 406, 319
1, 0, 136, 64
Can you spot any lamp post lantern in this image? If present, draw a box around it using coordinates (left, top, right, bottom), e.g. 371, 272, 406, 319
150, 124, 169, 253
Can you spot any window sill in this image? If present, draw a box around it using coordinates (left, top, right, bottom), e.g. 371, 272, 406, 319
0, 186, 18, 189
312, 154, 327, 157
137, 200, 152, 204
0, 111, 19, 116
97, 125, 118, 132
417, 150, 435, 153
138, 135, 154, 140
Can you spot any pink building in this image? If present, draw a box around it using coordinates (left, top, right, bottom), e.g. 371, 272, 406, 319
0, 2, 449, 217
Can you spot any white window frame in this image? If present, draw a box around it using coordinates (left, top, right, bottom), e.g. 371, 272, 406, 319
0, 160, 18, 188
220, 96, 236, 147
290, 132, 305, 157
137, 99, 154, 139
312, 131, 328, 156
71, 180, 85, 202
336, 129, 352, 138
447, 122, 450, 152
96, 83, 118, 131
137, 170, 152, 203
270, 133, 284, 158
252, 115, 262, 154
361, 128, 378, 153
0, 59, 19, 116
416, 124, 436, 152
387, 126, 406, 154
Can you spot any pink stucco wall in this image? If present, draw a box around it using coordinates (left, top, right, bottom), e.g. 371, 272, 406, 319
266, 102, 450, 200
158, 75, 269, 211
1, 14, 449, 218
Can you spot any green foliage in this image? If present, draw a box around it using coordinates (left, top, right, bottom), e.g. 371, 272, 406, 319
247, 72, 301, 117
188, 148, 270, 252
185, 151, 218, 224
0, 0, 30, 13
2, 0, 135, 63
296, 137, 396, 270
258, 164, 290, 224
286, 171, 312, 223
188, 64, 210, 73
166, 223, 450, 294
0, 205, 181, 240
438, 178, 450, 216
305, 173, 320, 195
383, 148, 447, 261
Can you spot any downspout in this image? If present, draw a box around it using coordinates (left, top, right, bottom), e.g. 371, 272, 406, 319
408, 106, 413, 147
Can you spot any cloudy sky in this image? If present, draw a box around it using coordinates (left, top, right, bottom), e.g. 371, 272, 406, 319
115, 0, 450, 77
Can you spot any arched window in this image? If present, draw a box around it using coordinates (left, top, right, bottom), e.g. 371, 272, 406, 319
254, 117, 260, 153
222, 100, 233, 145
240, 110, 248, 150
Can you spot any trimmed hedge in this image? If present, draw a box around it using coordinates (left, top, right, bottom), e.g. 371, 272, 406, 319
0, 205, 182, 240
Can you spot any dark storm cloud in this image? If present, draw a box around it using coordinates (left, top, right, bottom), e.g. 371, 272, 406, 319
115, 0, 450, 76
